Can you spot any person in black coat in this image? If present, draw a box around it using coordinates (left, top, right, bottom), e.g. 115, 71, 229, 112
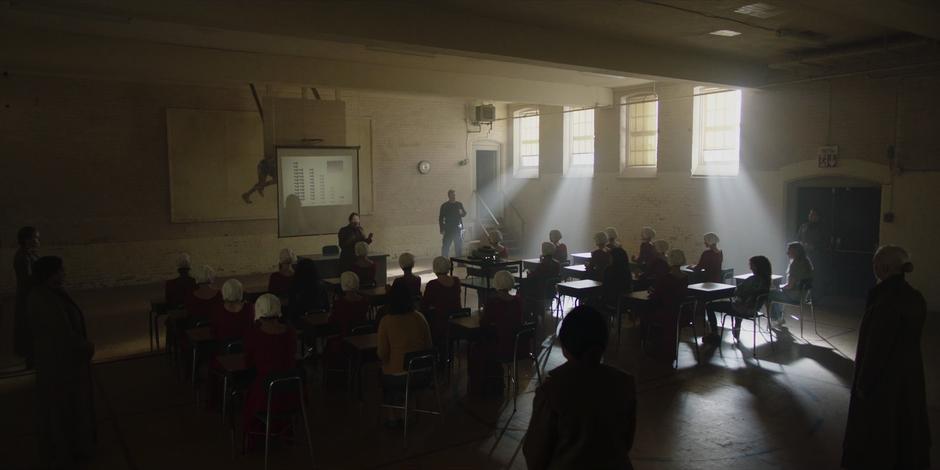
842, 245, 930, 469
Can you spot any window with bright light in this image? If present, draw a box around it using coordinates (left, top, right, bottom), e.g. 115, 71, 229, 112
620, 94, 658, 177
692, 86, 741, 176
512, 109, 539, 177
563, 107, 595, 176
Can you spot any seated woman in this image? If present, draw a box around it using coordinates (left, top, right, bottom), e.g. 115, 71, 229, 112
351, 241, 377, 288
689, 232, 723, 283
185, 265, 221, 323
601, 247, 633, 312
377, 283, 433, 425
210, 279, 253, 343
637, 240, 670, 290
165, 253, 196, 308
529, 242, 561, 280
585, 231, 611, 281
267, 248, 296, 299
420, 256, 462, 346
705, 256, 772, 342
242, 294, 297, 450
469, 271, 525, 395
391, 252, 422, 299
522, 242, 561, 315
486, 230, 509, 259
633, 226, 657, 268
605, 227, 622, 251
324, 272, 372, 370
287, 258, 329, 328
206, 279, 253, 405
770, 242, 814, 325
549, 229, 568, 264
644, 249, 689, 362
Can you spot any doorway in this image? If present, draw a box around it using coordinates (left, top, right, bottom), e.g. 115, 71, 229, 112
475, 147, 501, 222
793, 183, 881, 298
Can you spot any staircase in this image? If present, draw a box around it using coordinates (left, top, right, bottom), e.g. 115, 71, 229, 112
472, 191, 528, 258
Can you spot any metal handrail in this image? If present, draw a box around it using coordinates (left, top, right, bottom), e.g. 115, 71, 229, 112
474, 191, 499, 241
504, 197, 526, 240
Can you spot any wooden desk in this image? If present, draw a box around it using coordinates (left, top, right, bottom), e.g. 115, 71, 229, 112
681, 266, 735, 284
570, 252, 592, 265
626, 290, 651, 302
734, 273, 784, 286
214, 352, 247, 425
300, 253, 390, 285
556, 279, 603, 305
561, 264, 589, 279
304, 313, 331, 328
344, 333, 378, 353
344, 333, 378, 400
186, 327, 215, 384
687, 282, 736, 302
450, 314, 481, 332
522, 258, 542, 270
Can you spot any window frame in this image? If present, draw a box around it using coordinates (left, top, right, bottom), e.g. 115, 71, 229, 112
619, 93, 659, 178
512, 107, 540, 179
692, 86, 742, 177
562, 106, 596, 178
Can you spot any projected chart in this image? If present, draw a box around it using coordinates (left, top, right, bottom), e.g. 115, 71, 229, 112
281, 155, 354, 207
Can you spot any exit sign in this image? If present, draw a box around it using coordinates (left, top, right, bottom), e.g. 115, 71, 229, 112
818, 145, 838, 168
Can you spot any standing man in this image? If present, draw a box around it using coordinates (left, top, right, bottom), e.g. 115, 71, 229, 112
338, 212, 372, 271
13, 226, 40, 370
798, 208, 829, 299
439, 189, 467, 257
842, 245, 929, 469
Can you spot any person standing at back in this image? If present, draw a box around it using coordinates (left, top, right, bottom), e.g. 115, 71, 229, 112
439, 189, 467, 257
13, 226, 40, 369
798, 208, 830, 299
524, 305, 636, 470
842, 245, 930, 470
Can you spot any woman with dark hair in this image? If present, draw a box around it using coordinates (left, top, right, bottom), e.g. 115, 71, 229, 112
29, 256, 97, 468
524, 305, 636, 469
704, 256, 772, 342
287, 258, 329, 326
338, 212, 373, 270
13, 226, 40, 368
770, 242, 814, 324
377, 283, 432, 425
549, 229, 568, 264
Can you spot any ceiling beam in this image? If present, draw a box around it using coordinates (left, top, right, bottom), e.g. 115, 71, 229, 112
6, 0, 771, 87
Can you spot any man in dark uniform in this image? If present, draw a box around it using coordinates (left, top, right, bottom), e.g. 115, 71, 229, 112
842, 245, 930, 469
439, 189, 467, 257
338, 212, 372, 270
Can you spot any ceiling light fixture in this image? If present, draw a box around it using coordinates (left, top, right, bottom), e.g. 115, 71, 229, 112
709, 30, 742, 37
734, 3, 782, 19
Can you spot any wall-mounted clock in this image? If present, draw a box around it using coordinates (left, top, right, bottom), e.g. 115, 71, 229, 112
417, 160, 432, 174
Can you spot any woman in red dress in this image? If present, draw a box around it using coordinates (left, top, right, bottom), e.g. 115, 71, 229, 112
645, 249, 689, 362
549, 229, 568, 264
185, 265, 221, 322
420, 256, 462, 345
637, 240, 670, 290
267, 248, 296, 299
323, 272, 371, 370
469, 271, 525, 394
164, 253, 196, 308
689, 232, 724, 283
351, 241, 377, 287
206, 279, 253, 405
633, 226, 658, 268
391, 252, 421, 299
586, 231, 611, 281
243, 294, 298, 450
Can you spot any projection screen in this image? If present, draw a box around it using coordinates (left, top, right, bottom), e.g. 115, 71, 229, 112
277, 146, 360, 237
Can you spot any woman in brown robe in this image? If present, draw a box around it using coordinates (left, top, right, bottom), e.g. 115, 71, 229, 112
842, 245, 930, 469
29, 256, 96, 468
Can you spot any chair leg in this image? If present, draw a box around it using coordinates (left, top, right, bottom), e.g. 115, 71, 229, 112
299, 386, 315, 468
402, 377, 411, 447
811, 301, 819, 337
512, 357, 519, 412
799, 301, 805, 338
752, 318, 758, 358
264, 413, 272, 470
674, 321, 681, 369
221, 375, 229, 425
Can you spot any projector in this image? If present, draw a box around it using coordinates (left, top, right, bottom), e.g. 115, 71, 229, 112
472, 104, 496, 125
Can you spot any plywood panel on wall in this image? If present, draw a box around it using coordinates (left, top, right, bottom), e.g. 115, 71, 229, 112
167, 108, 273, 222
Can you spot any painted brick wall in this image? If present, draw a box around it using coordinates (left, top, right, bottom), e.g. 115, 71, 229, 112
0, 75, 506, 293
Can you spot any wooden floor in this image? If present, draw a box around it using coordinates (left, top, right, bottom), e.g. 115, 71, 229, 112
1, 267, 938, 469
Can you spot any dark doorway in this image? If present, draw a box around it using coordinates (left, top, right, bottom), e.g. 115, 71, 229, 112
475, 149, 500, 219
795, 186, 881, 298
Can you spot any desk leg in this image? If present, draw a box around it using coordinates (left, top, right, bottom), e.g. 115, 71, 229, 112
221, 375, 229, 425
149, 310, 154, 351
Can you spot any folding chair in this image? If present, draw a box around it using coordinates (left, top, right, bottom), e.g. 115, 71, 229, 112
718, 293, 774, 358
245, 369, 315, 470
379, 350, 444, 447
674, 299, 699, 369
497, 322, 543, 412
771, 279, 817, 337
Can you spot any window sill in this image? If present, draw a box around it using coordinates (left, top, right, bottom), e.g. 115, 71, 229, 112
563, 166, 595, 178
619, 166, 657, 179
